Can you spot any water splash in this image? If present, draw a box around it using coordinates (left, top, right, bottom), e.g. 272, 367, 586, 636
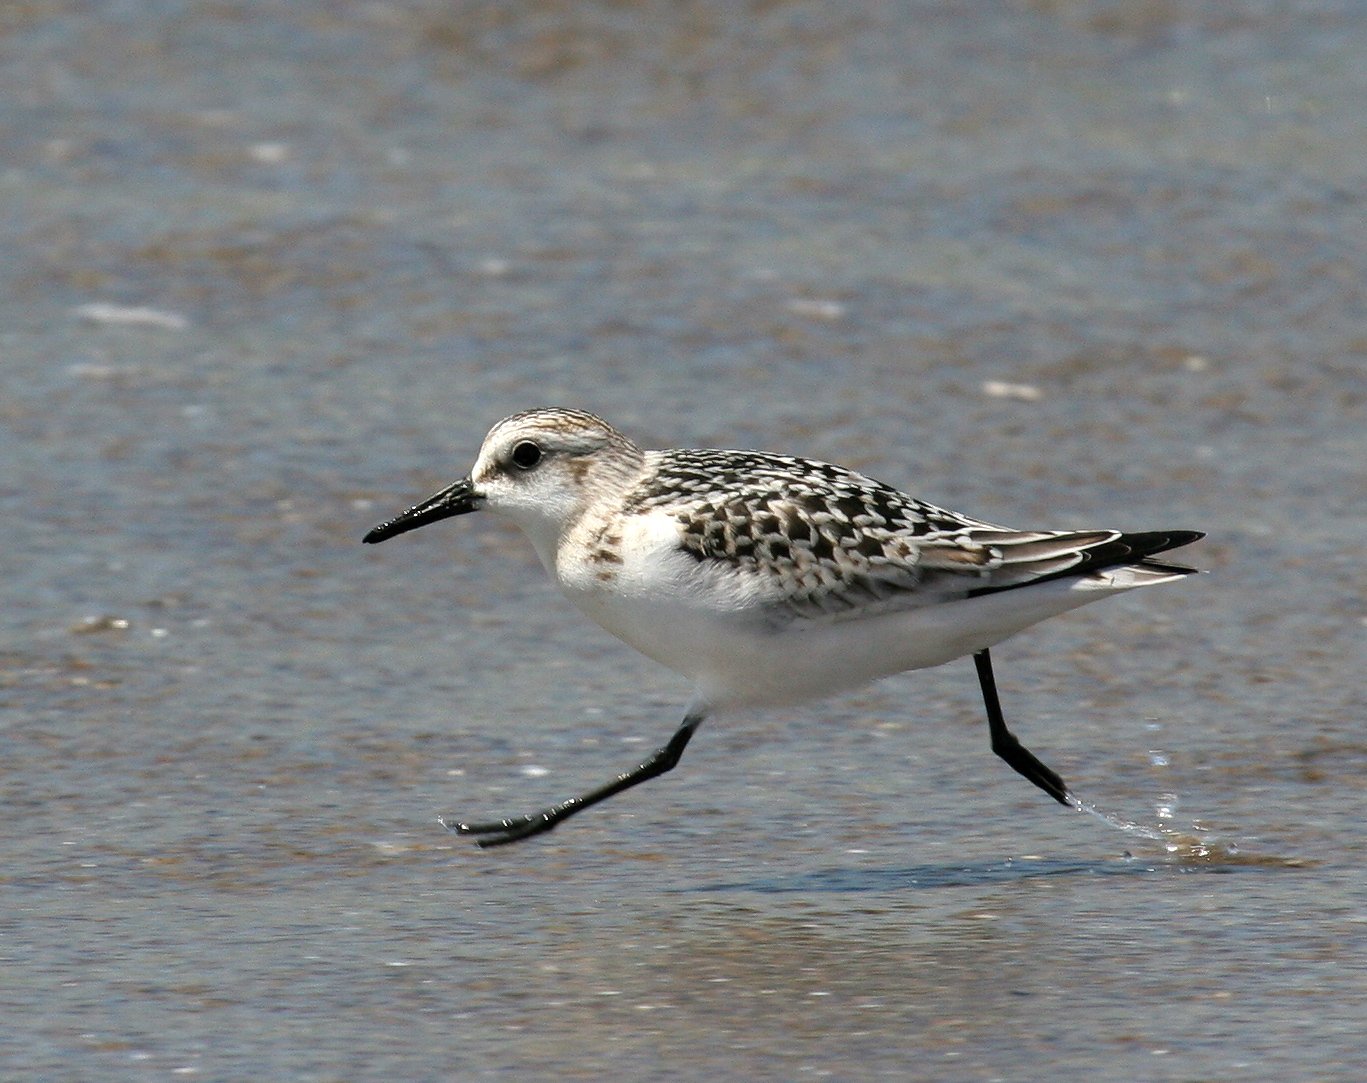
1068, 792, 1240, 863
1071, 795, 1166, 842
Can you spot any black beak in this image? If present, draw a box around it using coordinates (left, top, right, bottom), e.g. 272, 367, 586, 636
363, 477, 483, 544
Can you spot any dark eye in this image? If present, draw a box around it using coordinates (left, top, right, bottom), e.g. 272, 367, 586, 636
510, 441, 542, 470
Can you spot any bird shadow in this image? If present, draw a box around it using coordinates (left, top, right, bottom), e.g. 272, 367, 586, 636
682, 852, 1303, 894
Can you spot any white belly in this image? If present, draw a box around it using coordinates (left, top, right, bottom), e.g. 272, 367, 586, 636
567, 566, 1166, 709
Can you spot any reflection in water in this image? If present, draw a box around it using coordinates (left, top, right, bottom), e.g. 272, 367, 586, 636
686, 848, 1304, 894
690, 856, 1153, 893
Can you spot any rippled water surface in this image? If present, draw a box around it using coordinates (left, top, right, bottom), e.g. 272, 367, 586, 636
4, 2, 1367, 1080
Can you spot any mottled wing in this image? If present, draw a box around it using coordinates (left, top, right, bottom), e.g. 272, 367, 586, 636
627, 449, 1198, 623
624, 450, 988, 619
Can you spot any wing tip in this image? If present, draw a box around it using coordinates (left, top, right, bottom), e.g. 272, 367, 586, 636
968, 527, 1205, 597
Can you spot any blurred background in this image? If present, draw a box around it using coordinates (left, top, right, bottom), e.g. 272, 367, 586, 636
3, 2, 1366, 1080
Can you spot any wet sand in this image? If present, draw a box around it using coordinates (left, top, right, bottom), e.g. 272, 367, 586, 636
3, 2, 1367, 1079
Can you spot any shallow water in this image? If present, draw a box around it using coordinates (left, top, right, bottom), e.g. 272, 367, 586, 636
4, 2, 1367, 1080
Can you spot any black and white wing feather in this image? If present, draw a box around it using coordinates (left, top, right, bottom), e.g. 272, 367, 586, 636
627, 449, 1201, 622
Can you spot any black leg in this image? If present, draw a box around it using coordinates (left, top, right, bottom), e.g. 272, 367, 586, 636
446, 708, 708, 848
973, 649, 1073, 807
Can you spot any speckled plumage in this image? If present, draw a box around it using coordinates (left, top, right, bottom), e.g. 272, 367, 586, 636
623, 447, 1070, 620
602, 443, 1197, 635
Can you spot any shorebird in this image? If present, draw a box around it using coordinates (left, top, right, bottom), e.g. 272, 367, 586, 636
365, 408, 1202, 847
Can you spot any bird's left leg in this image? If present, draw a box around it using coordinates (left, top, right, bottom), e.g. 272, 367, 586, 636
973, 649, 1074, 807
447, 703, 709, 848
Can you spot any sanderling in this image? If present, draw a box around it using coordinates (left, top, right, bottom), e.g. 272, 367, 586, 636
365, 408, 1202, 847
